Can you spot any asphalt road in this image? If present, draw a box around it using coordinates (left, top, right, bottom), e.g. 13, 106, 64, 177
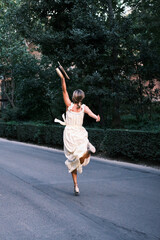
0, 138, 160, 240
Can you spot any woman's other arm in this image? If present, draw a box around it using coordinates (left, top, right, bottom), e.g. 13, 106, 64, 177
56, 68, 71, 108
84, 105, 100, 122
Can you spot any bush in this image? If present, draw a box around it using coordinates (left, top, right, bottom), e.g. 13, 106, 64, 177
100, 129, 160, 163
0, 122, 64, 148
121, 113, 160, 131
0, 122, 104, 150
1, 107, 20, 122
87, 127, 105, 151
0, 122, 159, 164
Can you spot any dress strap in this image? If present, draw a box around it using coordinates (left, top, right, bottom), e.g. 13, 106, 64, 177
68, 102, 74, 111
81, 104, 85, 112
68, 102, 85, 112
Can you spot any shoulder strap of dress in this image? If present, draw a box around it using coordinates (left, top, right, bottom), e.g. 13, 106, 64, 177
68, 102, 74, 111
81, 104, 85, 112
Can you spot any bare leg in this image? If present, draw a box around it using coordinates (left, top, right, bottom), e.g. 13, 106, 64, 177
71, 151, 91, 195
80, 151, 91, 164
71, 169, 80, 195
71, 169, 78, 186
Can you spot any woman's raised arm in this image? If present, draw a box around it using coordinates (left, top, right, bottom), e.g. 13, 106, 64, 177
56, 68, 71, 108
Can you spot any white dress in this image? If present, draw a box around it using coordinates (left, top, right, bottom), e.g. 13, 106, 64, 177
55, 103, 90, 174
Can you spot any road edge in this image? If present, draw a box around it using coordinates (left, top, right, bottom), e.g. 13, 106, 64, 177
0, 137, 159, 174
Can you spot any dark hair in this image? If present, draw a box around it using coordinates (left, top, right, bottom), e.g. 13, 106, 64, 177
72, 89, 85, 109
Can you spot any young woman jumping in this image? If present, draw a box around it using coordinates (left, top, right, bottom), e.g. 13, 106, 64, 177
55, 66, 100, 196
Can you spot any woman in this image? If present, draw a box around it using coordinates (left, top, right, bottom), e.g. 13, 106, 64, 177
55, 67, 100, 195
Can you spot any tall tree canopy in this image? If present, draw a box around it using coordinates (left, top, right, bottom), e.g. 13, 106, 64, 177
0, 0, 159, 127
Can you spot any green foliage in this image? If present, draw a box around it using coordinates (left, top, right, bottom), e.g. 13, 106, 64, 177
87, 127, 105, 150
121, 114, 160, 132
1, 107, 20, 122
100, 129, 160, 162
15, 0, 136, 127
0, 122, 64, 147
0, 122, 159, 163
14, 0, 159, 127
101, 130, 160, 162
0, 0, 159, 129
0, 1, 62, 121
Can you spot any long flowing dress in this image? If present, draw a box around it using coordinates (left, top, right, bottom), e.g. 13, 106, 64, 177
55, 103, 91, 174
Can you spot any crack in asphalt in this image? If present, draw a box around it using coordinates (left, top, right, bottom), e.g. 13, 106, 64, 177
80, 212, 160, 240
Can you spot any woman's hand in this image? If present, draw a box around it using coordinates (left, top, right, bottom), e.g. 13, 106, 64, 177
96, 115, 100, 122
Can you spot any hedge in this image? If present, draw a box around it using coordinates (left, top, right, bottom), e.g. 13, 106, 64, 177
0, 123, 64, 148
100, 129, 160, 163
0, 123, 104, 150
0, 122, 159, 163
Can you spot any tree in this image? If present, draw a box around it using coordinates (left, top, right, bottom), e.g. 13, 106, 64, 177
0, 0, 21, 108
5, 0, 159, 125
123, 0, 160, 119
15, 0, 135, 126
0, 1, 61, 121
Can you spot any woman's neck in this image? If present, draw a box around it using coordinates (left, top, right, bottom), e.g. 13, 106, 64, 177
72, 103, 82, 112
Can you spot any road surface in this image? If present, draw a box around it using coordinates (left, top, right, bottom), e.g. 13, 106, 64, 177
0, 138, 160, 240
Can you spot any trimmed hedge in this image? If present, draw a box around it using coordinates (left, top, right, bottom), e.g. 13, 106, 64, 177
100, 129, 160, 162
0, 122, 159, 163
0, 123, 64, 148
0, 123, 104, 151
